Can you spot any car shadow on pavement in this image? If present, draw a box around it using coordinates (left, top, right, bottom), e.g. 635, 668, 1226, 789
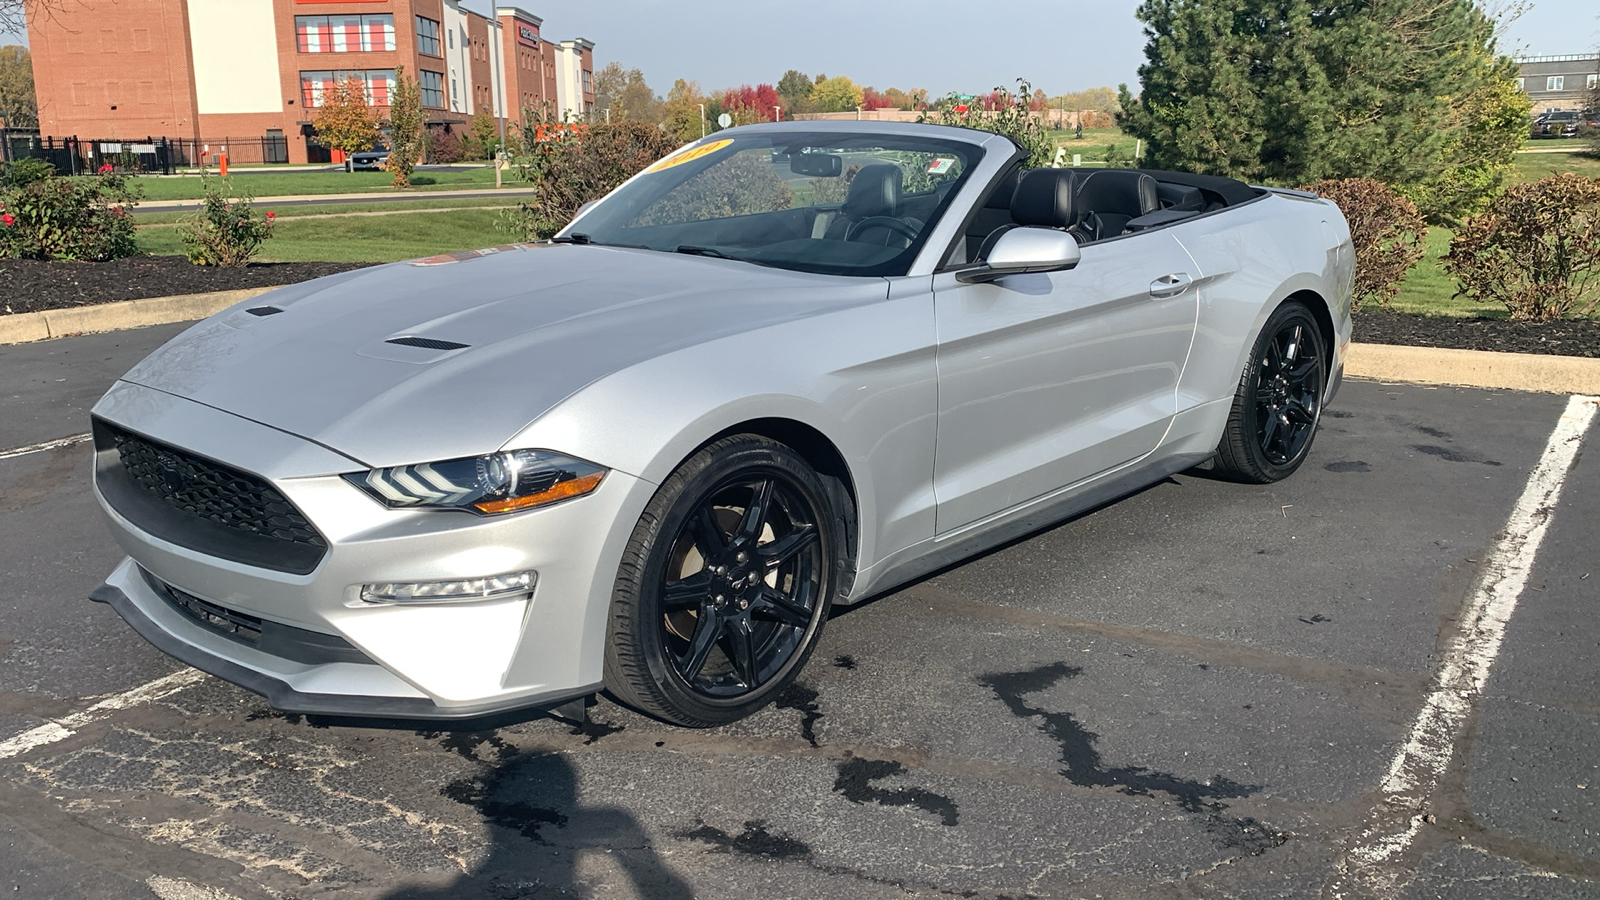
381, 747, 694, 899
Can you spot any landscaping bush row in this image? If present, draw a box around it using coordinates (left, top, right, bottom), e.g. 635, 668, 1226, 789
1, 160, 277, 267
1313, 173, 1600, 321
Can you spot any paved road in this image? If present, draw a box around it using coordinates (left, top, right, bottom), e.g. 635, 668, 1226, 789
1, 326, 1596, 899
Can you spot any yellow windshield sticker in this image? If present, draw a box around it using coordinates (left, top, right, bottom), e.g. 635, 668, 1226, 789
644, 139, 734, 174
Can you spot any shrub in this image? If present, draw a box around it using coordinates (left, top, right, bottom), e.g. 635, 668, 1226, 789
428, 126, 464, 164
1445, 174, 1600, 321
0, 158, 54, 190
499, 117, 679, 241
918, 79, 1053, 168
0, 168, 141, 261
177, 178, 276, 267
1303, 178, 1426, 311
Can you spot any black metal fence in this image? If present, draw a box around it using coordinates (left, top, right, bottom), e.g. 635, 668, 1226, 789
1, 131, 293, 175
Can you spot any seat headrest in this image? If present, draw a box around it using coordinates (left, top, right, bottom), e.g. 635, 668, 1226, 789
844, 164, 903, 219
1073, 170, 1160, 222
1010, 169, 1077, 228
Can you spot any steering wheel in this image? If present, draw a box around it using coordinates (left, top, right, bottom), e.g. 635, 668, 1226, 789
846, 216, 919, 246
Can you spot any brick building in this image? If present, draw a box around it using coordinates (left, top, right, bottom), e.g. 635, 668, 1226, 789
26, 0, 595, 164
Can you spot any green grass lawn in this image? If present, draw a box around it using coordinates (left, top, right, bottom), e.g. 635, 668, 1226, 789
1387, 227, 1504, 318
136, 208, 512, 263
117, 167, 504, 201
1509, 148, 1600, 184
134, 196, 517, 225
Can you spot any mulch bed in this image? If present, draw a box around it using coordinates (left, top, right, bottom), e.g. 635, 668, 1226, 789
4, 255, 1598, 359
2, 256, 374, 316
1354, 308, 1600, 358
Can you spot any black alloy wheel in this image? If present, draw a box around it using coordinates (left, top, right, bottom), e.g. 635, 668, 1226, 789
604, 435, 846, 726
1214, 302, 1328, 483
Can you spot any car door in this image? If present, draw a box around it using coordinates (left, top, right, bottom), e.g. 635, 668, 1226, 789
931, 230, 1199, 534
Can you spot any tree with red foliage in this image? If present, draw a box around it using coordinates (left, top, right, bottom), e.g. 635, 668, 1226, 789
861, 87, 894, 110
720, 83, 783, 120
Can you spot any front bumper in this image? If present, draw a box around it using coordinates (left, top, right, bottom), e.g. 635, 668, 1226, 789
90, 381, 652, 719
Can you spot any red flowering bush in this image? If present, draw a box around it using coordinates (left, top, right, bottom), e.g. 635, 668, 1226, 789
177, 177, 276, 266
0, 164, 141, 261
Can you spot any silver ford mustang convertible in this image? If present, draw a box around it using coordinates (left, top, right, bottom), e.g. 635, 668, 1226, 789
90, 122, 1353, 726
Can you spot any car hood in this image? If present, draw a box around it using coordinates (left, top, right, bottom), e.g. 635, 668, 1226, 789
118, 244, 887, 469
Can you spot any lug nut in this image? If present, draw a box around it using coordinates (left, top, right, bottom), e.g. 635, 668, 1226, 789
736, 551, 748, 563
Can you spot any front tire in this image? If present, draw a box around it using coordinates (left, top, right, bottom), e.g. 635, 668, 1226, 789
1213, 302, 1327, 483
603, 435, 844, 726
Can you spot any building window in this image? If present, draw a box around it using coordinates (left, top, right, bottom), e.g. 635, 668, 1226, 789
1589, 74, 1598, 90
296, 15, 394, 53
419, 69, 445, 108
416, 17, 441, 57
1546, 75, 1564, 92
300, 69, 396, 108
451, 76, 459, 107
582, 69, 592, 94
448, 29, 454, 50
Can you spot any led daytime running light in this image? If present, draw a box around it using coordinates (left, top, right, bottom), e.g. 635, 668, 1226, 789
360, 570, 536, 604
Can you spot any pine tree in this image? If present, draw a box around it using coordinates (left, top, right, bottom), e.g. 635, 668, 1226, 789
1118, 0, 1522, 222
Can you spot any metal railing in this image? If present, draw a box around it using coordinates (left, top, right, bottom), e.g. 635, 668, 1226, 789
1, 133, 293, 175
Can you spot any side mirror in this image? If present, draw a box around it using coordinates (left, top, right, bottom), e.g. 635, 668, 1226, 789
957, 227, 1081, 284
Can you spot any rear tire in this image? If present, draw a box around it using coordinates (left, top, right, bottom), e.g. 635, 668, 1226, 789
603, 435, 845, 727
1213, 302, 1327, 483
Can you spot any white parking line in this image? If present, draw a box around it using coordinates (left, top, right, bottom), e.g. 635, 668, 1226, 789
0, 669, 207, 761
1335, 394, 1599, 891
0, 432, 92, 461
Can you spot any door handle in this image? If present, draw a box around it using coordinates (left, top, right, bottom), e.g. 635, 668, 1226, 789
1149, 272, 1192, 298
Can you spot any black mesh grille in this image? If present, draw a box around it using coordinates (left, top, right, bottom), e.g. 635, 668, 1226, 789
107, 425, 326, 550
159, 579, 264, 646
386, 336, 469, 350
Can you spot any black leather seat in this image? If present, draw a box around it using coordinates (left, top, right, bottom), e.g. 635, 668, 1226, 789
975, 168, 1077, 260
1073, 170, 1159, 241
825, 164, 910, 245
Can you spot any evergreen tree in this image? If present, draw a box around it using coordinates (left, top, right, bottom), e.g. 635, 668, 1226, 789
1118, 0, 1522, 222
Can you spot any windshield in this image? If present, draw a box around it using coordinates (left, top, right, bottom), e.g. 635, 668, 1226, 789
563, 131, 981, 277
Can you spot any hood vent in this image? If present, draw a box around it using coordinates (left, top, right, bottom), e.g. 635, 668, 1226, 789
386, 336, 470, 351
245, 306, 283, 317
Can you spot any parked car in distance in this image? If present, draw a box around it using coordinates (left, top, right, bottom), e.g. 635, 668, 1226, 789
89, 122, 1355, 728
1531, 110, 1581, 138
349, 145, 391, 171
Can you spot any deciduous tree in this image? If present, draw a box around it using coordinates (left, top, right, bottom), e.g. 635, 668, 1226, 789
0, 44, 35, 129
593, 62, 660, 123
811, 75, 863, 113
311, 76, 381, 169
385, 66, 427, 188
777, 69, 814, 112
661, 79, 706, 143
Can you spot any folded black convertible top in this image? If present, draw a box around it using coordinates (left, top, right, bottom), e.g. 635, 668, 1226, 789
1133, 169, 1263, 207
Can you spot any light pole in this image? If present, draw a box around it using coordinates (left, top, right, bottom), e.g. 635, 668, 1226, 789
773, 105, 781, 122
698, 103, 706, 138
489, 14, 508, 188
855, 105, 862, 121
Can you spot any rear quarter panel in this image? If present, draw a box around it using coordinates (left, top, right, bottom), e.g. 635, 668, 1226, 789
1167, 191, 1353, 418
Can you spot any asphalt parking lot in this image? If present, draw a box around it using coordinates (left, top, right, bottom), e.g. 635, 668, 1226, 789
1, 324, 1596, 899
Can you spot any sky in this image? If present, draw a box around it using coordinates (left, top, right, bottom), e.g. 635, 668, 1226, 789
2, 0, 1598, 98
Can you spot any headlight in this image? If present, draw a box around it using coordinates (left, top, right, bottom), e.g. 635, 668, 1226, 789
345, 450, 607, 515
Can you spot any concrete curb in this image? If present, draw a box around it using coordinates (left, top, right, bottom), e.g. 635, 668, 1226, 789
1344, 343, 1600, 395
4, 292, 1599, 396
0, 288, 274, 345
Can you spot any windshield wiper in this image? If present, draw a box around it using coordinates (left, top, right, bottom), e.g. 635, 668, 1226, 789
550, 233, 592, 244
674, 244, 741, 260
